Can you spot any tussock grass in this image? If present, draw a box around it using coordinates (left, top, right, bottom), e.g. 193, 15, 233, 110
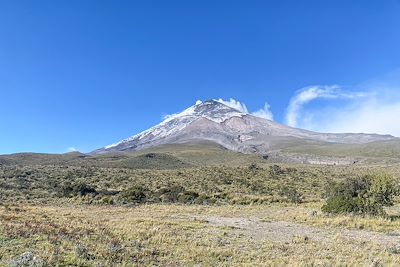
1, 158, 400, 266
1, 204, 400, 266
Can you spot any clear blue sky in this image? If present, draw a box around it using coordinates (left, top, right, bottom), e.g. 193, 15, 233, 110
1, 0, 400, 154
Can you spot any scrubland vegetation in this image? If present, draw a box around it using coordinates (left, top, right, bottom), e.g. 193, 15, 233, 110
1, 161, 400, 266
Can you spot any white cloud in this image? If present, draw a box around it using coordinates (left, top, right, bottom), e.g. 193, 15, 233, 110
285, 85, 367, 127
312, 98, 400, 136
252, 102, 274, 120
216, 98, 275, 120
67, 147, 77, 152
216, 98, 249, 113
286, 85, 400, 137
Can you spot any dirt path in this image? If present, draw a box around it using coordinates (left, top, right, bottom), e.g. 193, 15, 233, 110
200, 216, 400, 247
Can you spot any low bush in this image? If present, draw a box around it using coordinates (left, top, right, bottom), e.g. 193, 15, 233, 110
177, 190, 199, 204
157, 185, 185, 202
100, 195, 115, 205
322, 173, 396, 216
118, 185, 202, 204
59, 181, 98, 197
119, 185, 147, 203
278, 186, 303, 204
269, 164, 285, 178
321, 196, 357, 214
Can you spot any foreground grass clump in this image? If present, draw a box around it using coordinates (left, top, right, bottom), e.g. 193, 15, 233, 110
322, 173, 397, 216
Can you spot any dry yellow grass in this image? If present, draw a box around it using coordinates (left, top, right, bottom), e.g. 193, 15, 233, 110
1, 203, 400, 266
1, 162, 400, 266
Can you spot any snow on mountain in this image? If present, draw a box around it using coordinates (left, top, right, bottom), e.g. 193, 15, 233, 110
93, 99, 396, 155
104, 100, 247, 150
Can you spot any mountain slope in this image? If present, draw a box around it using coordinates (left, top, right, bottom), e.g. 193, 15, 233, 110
93, 100, 396, 155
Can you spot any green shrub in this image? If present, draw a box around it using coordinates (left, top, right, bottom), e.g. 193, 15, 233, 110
100, 196, 114, 205
59, 181, 98, 197
248, 163, 260, 171
177, 191, 199, 204
322, 173, 395, 216
278, 186, 303, 204
157, 185, 185, 202
119, 186, 147, 203
193, 194, 210, 204
58, 181, 74, 197
269, 165, 284, 179
74, 182, 98, 196
321, 196, 357, 214
369, 173, 396, 206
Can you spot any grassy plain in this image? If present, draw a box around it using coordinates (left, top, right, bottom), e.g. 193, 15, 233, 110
1, 144, 400, 266
2, 203, 400, 266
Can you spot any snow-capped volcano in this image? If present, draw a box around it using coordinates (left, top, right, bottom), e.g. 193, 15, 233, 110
99, 100, 248, 152
93, 100, 395, 154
